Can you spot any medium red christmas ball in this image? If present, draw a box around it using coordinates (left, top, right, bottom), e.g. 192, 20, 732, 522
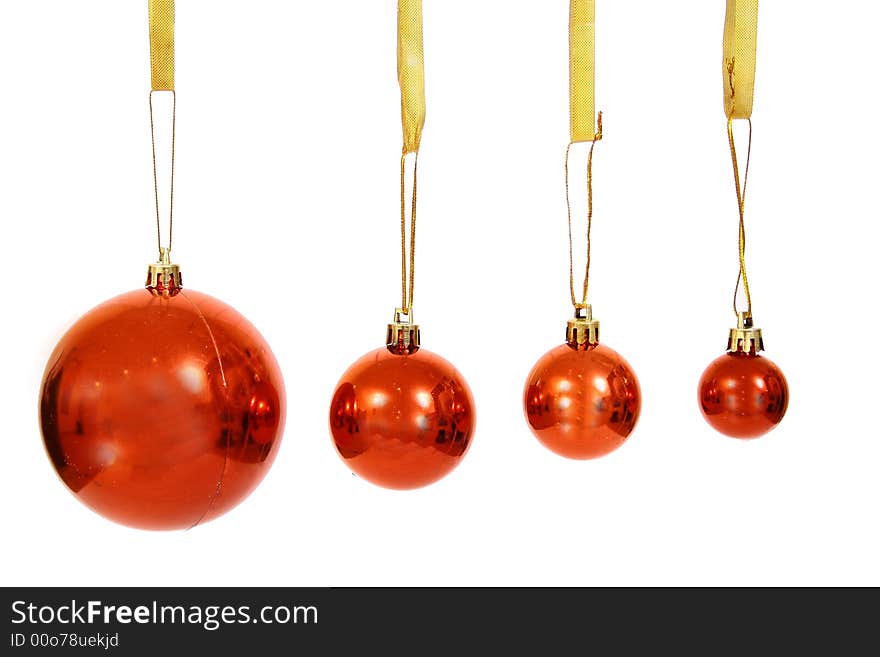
524, 343, 641, 460
698, 350, 788, 439
329, 346, 475, 490
39, 287, 285, 530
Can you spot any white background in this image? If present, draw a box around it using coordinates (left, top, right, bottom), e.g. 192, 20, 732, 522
1, 1, 878, 586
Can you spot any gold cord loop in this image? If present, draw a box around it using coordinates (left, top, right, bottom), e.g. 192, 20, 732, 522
399, 153, 418, 315
149, 90, 176, 261
566, 113, 602, 310
727, 116, 752, 317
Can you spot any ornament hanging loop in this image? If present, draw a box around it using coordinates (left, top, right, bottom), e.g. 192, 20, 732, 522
399, 152, 418, 317
566, 111, 602, 311
149, 89, 176, 262
727, 115, 753, 318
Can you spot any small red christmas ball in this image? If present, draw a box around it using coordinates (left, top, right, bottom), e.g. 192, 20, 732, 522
524, 343, 641, 460
698, 350, 788, 439
329, 346, 475, 490
39, 288, 285, 530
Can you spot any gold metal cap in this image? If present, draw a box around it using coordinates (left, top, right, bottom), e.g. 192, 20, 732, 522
387, 308, 420, 355
728, 312, 764, 353
566, 305, 600, 347
146, 247, 182, 297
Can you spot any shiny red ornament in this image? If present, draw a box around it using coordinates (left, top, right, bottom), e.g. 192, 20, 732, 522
524, 343, 641, 460
329, 346, 475, 490
39, 288, 285, 530
698, 349, 788, 439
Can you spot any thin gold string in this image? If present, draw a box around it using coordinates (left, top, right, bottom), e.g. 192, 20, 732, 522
400, 153, 418, 315
727, 115, 752, 316
149, 91, 176, 259
566, 113, 602, 309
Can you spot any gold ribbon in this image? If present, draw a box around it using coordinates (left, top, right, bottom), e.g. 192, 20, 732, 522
723, 0, 757, 119
398, 0, 425, 155
149, 0, 174, 91
569, 0, 599, 143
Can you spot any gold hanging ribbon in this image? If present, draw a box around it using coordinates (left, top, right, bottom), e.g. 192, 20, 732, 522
723, 0, 758, 316
397, 0, 424, 315
569, 0, 599, 144
398, 0, 425, 155
723, 0, 757, 119
149, 0, 174, 91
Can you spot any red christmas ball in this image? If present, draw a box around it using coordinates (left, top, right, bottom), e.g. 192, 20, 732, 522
39, 288, 285, 530
524, 343, 641, 459
329, 346, 475, 490
698, 350, 788, 439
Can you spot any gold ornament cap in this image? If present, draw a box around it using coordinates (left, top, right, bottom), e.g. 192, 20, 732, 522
728, 311, 764, 353
387, 308, 420, 355
566, 304, 600, 347
146, 247, 182, 297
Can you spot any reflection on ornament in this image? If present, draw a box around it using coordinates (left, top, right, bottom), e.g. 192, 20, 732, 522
39, 285, 285, 530
524, 310, 640, 460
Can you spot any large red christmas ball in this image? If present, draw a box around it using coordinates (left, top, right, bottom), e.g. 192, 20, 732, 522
329, 347, 475, 490
524, 343, 640, 459
698, 351, 788, 439
39, 288, 285, 530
